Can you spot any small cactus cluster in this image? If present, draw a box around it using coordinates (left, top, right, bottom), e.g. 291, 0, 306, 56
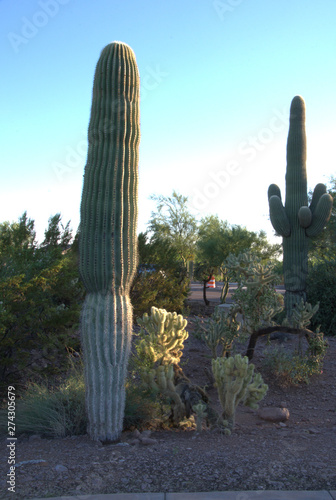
136, 306, 188, 365
283, 299, 319, 330
268, 96, 332, 318
192, 401, 208, 432
136, 307, 189, 423
193, 306, 240, 359
212, 354, 268, 432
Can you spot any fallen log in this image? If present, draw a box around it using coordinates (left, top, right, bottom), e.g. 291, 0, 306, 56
245, 325, 314, 360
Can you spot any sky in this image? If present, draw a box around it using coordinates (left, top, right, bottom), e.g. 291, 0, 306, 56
1, 0, 336, 244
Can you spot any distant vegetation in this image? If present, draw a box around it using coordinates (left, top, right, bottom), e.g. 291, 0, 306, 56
0, 180, 334, 393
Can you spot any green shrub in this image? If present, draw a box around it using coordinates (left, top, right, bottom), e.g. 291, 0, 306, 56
262, 331, 328, 386
124, 381, 162, 430
0, 359, 86, 438
0, 253, 84, 390
0, 355, 164, 438
306, 259, 336, 336
131, 268, 189, 319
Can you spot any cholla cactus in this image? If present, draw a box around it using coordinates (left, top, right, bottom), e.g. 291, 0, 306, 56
192, 401, 208, 432
283, 299, 319, 329
135, 307, 189, 423
225, 251, 284, 333
212, 354, 268, 430
136, 306, 188, 365
142, 363, 186, 422
268, 96, 332, 317
193, 306, 240, 358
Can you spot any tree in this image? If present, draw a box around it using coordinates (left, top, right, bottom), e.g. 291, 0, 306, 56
308, 177, 336, 261
195, 216, 280, 305
0, 213, 84, 390
148, 191, 198, 267
0, 212, 36, 279
42, 213, 72, 250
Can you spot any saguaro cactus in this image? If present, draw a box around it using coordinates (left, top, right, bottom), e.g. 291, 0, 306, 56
79, 42, 140, 442
268, 96, 332, 317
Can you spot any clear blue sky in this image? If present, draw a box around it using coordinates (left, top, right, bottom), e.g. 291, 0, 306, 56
1, 0, 336, 243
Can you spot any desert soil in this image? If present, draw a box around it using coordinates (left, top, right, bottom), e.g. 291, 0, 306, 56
1, 310, 336, 500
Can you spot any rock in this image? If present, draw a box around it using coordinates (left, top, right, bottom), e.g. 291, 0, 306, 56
258, 407, 290, 422
55, 464, 68, 473
140, 430, 152, 438
29, 434, 42, 441
132, 429, 141, 439
308, 427, 320, 434
140, 437, 158, 445
129, 438, 141, 446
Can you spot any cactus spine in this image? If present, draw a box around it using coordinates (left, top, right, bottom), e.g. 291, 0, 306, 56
79, 42, 140, 442
268, 96, 332, 317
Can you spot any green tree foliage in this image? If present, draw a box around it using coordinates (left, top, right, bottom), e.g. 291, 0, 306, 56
0, 211, 37, 279
309, 178, 336, 261
138, 231, 180, 271
195, 216, 281, 305
148, 191, 198, 267
0, 213, 85, 391
306, 178, 336, 335
197, 215, 280, 268
131, 268, 189, 319
306, 258, 336, 336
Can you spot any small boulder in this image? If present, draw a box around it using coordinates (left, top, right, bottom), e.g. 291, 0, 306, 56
140, 437, 158, 445
129, 438, 141, 446
140, 430, 152, 439
258, 407, 290, 423
55, 464, 68, 473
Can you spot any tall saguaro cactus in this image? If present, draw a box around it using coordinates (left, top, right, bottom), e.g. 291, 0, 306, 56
79, 42, 140, 442
268, 95, 332, 317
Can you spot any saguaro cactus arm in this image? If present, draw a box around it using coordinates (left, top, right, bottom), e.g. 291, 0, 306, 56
268, 185, 291, 237
306, 191, 333, 237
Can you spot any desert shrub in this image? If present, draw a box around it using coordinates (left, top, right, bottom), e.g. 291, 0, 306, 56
306, 258, 336, 336
0, 358, 87, 438
0, 253, 84, 390
262, 331, 328, 386
0, 214, 85, 391
0, 356, 164, 438
123, 380, 162, 430
130, 268, 189, 319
